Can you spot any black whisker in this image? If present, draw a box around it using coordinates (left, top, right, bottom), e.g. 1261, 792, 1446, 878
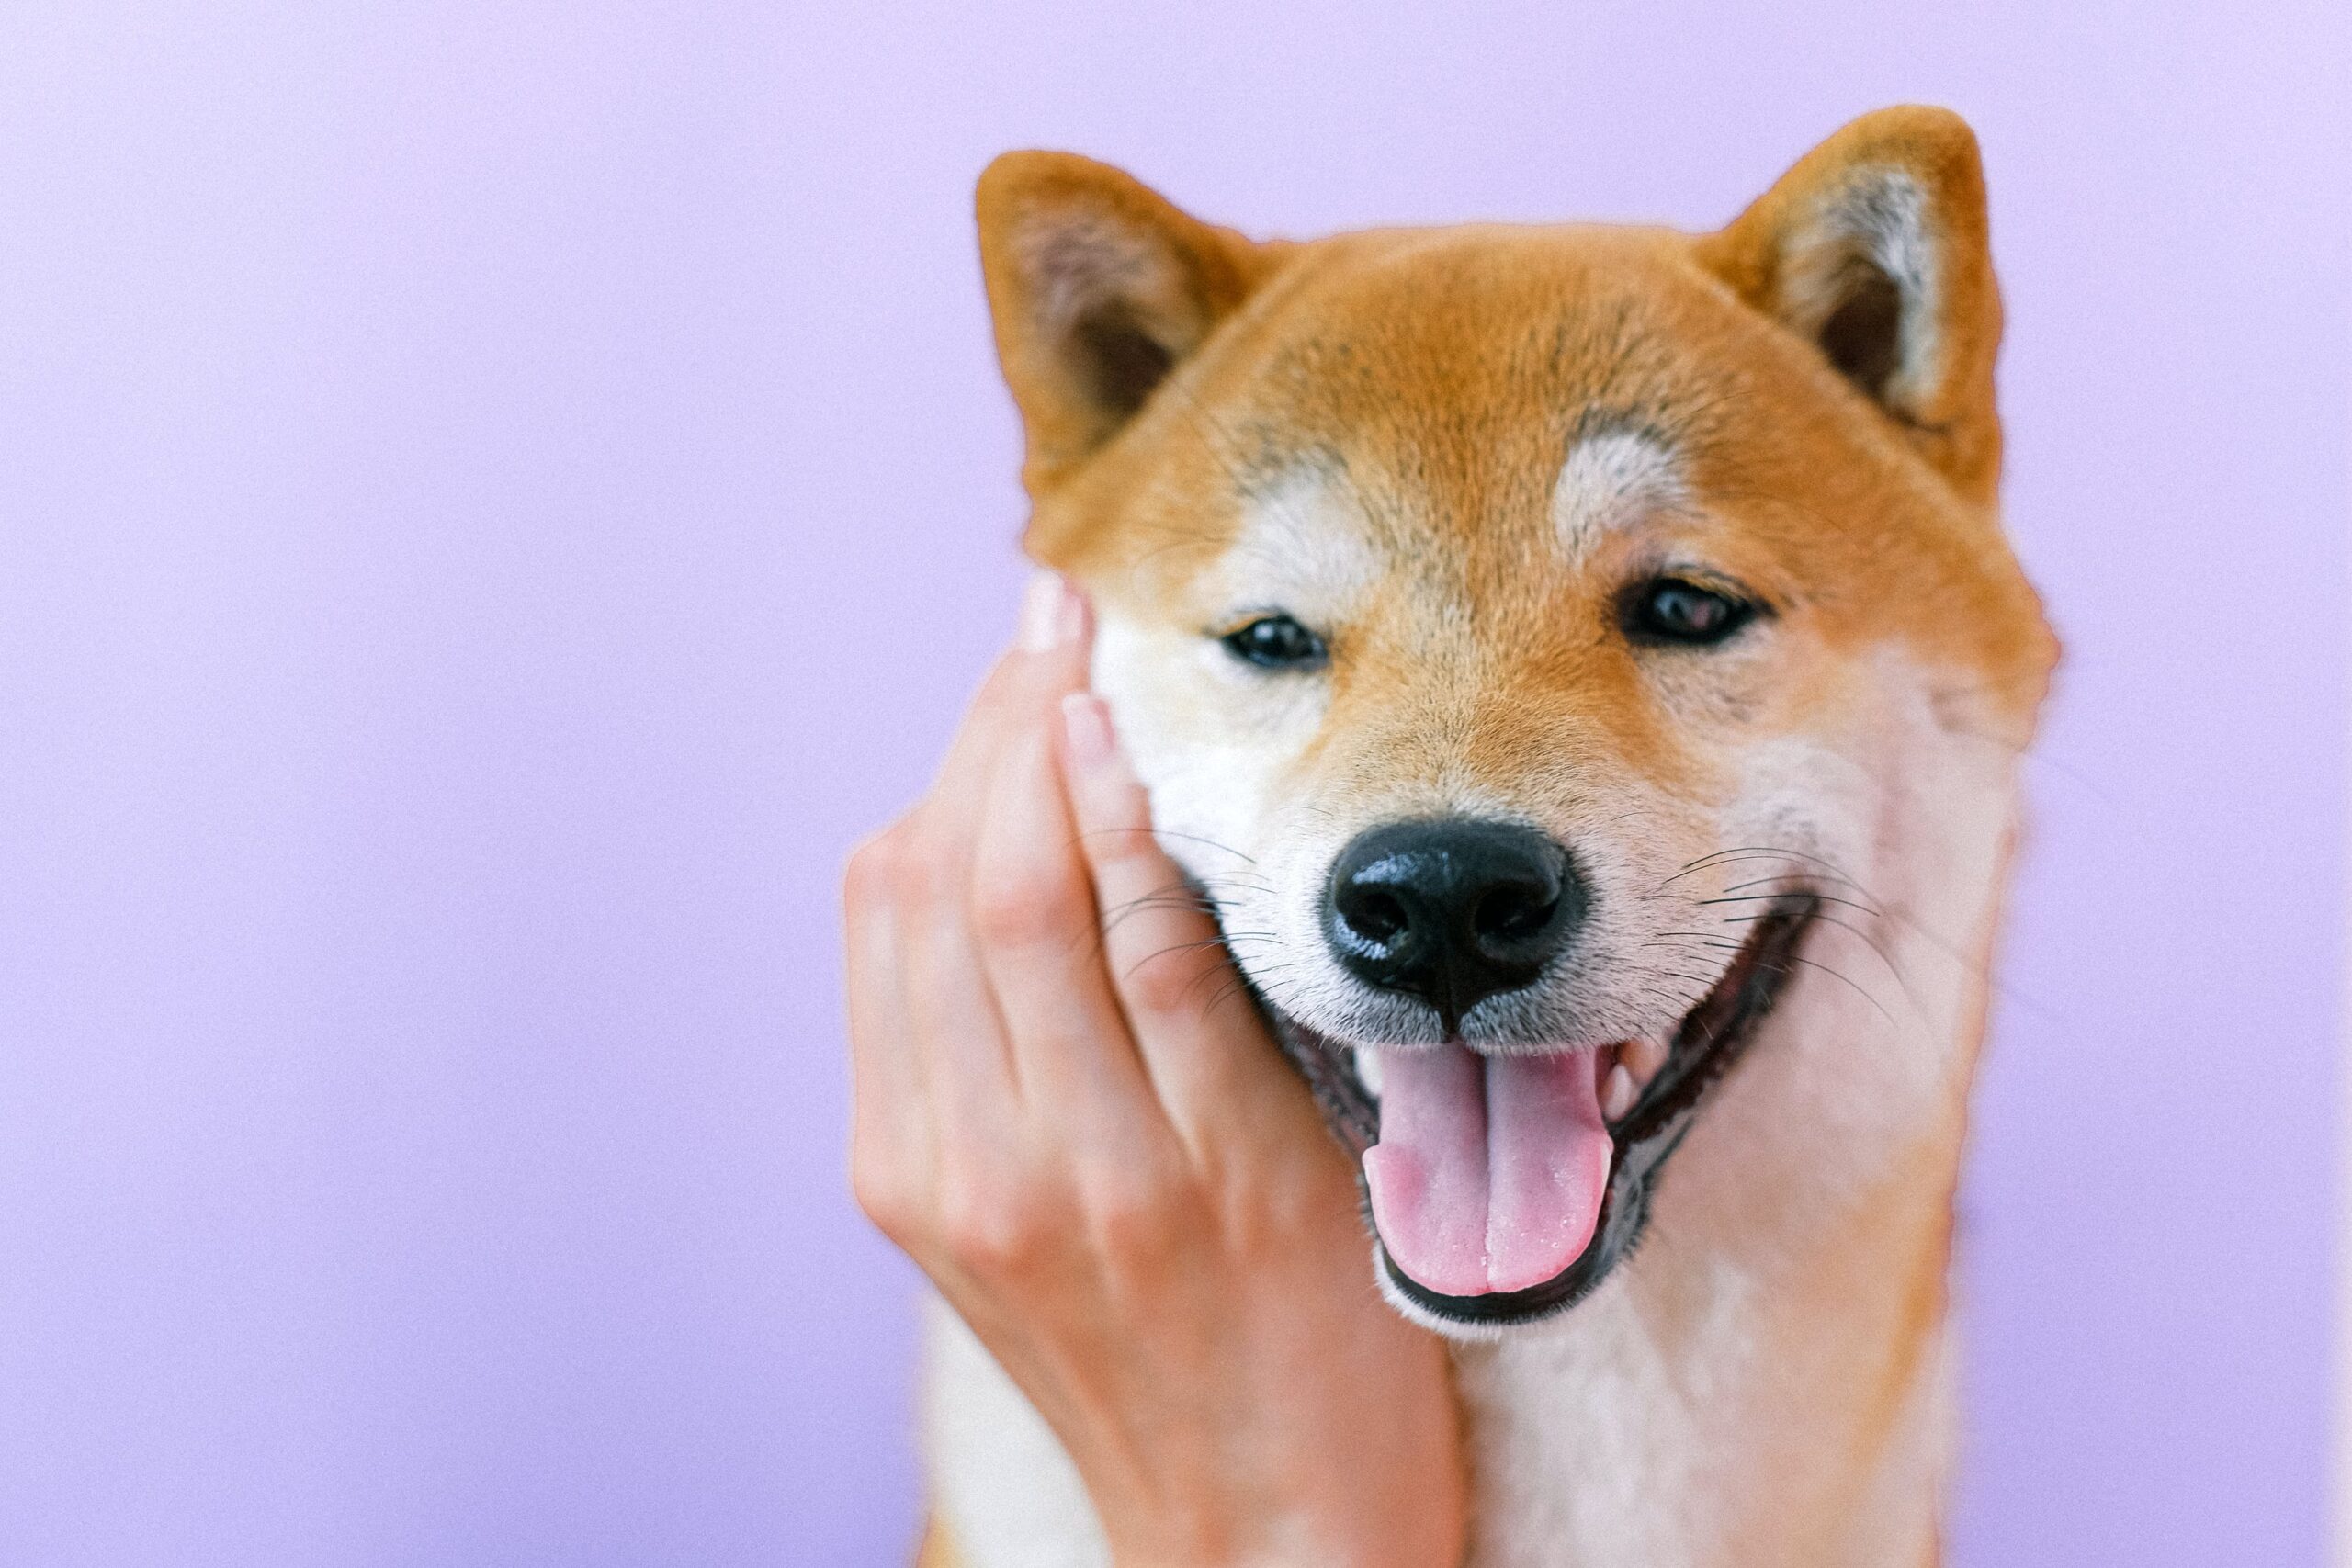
1716, 909, 1918, 1014
1768, 953, 1899, 1030
1693, 890, 1883, 920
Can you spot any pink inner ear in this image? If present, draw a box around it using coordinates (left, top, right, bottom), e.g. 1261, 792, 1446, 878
1022, 214, 1167, 329
1012, 209, 1203, 426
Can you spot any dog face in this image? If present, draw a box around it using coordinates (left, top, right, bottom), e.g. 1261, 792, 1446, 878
978, 108, 2053, 1333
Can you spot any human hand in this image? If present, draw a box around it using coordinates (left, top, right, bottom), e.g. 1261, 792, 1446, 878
845, 572, 1465, 1568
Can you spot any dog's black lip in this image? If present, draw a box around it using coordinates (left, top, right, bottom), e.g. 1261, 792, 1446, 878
1267, 897, 1820, 1329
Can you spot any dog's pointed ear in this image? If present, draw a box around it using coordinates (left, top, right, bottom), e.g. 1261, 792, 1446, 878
977, 152, 1277, 492
1696, 107, 2003, 502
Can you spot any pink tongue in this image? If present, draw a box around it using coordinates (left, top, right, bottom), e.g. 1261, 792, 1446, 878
1361, 1045, 1611, 1296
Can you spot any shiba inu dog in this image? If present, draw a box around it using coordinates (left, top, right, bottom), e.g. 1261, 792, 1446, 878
921, 107, 2055, 1567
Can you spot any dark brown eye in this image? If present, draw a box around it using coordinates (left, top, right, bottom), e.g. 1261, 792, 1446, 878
1220, 614, 1327, 670
1626, 579, 1758, 646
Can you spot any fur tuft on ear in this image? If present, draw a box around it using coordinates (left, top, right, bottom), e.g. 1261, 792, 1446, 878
1696, 107, 2003, 502
976, 152, 1278, 493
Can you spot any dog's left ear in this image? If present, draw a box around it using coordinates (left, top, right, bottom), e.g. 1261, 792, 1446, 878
1696, 106, 2002, 502
977, 152, 1280, 494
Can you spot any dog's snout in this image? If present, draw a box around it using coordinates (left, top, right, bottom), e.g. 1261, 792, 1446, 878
1323, 818, 1583, 1030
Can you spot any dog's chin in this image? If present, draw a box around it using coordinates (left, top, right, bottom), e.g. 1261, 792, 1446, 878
1261, 899, 1819, 1338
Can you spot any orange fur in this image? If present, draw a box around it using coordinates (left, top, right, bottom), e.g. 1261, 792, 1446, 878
915, 1518, 963, 1568
981, 114, 2049, 801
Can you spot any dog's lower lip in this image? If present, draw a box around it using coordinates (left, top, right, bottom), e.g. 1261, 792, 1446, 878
1264, 898, 1820, 1328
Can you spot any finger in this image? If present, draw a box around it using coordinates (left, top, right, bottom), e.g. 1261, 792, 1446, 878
1057, 693, 1309, 1149
920, 570, 1092, 851
842, 832, 933, 1233
967, 713, 1163, 1148
899, 838, 1026, 1130
899, 571, 1092, 1111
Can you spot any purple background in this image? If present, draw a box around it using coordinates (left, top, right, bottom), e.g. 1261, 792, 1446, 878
3, 3, 2346, 1564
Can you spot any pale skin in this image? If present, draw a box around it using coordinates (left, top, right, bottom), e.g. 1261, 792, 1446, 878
844, 571, 1467, 1568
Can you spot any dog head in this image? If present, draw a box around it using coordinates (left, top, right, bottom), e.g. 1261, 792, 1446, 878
977, 107, 2054, 1334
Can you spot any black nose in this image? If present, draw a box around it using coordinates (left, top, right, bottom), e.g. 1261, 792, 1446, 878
1323, 818, 1584, 1032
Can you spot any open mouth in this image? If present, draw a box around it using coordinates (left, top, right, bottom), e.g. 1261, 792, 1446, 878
1268, 897, 1819, 1330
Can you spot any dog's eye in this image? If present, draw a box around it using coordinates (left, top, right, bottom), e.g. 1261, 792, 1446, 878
1220, 614, 1328, 671
1626, 579, 1758, 646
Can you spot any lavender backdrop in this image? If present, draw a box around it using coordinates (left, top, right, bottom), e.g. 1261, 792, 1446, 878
3, 3, 2346, 1564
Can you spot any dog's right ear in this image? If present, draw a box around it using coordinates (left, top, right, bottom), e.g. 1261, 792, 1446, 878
977, 153, 1277, 493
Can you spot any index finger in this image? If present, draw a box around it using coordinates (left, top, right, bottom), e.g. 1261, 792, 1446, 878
1056, 692, 1321, 1157
921, 571, 1091, 837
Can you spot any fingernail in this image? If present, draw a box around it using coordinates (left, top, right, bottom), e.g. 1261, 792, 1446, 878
1016, 570, 1066, 652
1017, 570, 1088, 653
1060, 692, 1118, 772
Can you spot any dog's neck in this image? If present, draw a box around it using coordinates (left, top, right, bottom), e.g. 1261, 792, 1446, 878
1447, 709, 2022, 1568
1452, 1110, 1967, 1568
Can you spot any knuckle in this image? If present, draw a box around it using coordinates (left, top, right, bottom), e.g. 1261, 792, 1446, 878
1219, 1162, 1331, 1258
852, 1174, 910, 1242
1120, 943, 1219, 1018
1085, 829, 1163, 888
968, 860, 1090, 951
849, 1152, 922, 1245
937, 1164, 1065, 1276
1098, 822, 1164, 869
1088, 1164, 1196, 1269
942, 1204, 1039, 1277
888, 829, 958, 908
842, 831, 898, 911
